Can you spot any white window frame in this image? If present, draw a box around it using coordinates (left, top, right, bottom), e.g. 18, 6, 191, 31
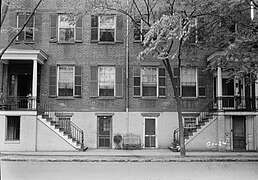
98, 66, 116, 97
143, 117, 158, 148
16, 13, 35, 42
181, 67, 198, 98
57, 66, 75, 97
140, 67, 159, 97
98, 15, 116, 42
58, 14, 76, 42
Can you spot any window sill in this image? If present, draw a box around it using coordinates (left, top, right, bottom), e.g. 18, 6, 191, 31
56, 97, 76, 100
141, 97, 158, 100
57, 41, 76, 44
181, 97, 198, 100
97, 42, 116, 45
15, 41, 34, 44
97, 97, 116, 100
5, 140, 20, 144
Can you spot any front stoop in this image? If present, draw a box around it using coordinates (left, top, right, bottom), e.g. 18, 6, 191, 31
37, 115, 82, 150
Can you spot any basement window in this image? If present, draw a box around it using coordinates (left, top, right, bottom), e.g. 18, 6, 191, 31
6, 116, 20, 141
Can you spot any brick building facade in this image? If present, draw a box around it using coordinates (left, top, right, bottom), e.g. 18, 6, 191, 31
0, 0, 257, 152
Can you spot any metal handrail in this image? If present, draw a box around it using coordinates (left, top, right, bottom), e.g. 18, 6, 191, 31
173, 99, 215, 146
0, 96, 37, 111
38, 98, 84, 149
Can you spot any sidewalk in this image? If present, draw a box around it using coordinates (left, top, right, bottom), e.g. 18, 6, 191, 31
1, 149, 258, 162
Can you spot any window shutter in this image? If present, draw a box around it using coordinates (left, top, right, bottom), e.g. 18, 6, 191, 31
50, 14, 58, 43
75, 66, 82, 97
18, 14, 25, 42
173, 68, 180, 96
133, 66, 141, 96
75, 16, 83, 42
198, 68, 206, 97
49, 66, 57, 97
91, 15, 98, 42
115, 66, 123, 97
35, 13, 42, 43
90, 66, 98, 97
116, 14, 123, 43
9, 13, 17, 41
158, 68, 166, 97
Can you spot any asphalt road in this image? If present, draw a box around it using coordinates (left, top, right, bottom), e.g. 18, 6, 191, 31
1, 161, 258, 180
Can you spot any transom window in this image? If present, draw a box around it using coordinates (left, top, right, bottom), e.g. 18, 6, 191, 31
58, 15, 75, 42
99, 15, 116, 42
98, 66, 115, 96
17, 13, 35, 42
58, 66, 74, 96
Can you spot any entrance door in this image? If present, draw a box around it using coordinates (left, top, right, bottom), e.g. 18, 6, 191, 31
232, 116, 246, 151
17, 74, 32, 97
144, 118, 156, 148
98, 116, 112, 148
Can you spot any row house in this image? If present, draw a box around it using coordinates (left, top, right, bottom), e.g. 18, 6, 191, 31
0, 0, 257, 152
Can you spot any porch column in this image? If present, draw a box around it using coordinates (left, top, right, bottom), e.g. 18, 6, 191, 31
32, 60, 37, 110
255, 75, 258, 110
217, 66, 223, 110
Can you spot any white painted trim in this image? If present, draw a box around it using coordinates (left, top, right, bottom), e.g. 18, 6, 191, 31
143, 117, 158, 148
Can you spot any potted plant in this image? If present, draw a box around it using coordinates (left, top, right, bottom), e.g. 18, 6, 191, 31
113, 134, 122, 149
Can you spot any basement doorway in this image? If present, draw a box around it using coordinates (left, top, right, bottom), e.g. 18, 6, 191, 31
97, 116, 112, 148
232, 116, 246, 151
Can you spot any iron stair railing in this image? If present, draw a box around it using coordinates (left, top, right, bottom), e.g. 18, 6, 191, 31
38, 98, 85, 150
172, 100, 215, 150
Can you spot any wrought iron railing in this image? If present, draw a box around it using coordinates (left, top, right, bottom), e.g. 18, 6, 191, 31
38, 98, 84, 150
0, 96, 36, 111
173, 100, 215, 147
219, 96, 256, 110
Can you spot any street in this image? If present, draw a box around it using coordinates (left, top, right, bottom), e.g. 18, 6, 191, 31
1, 161, 258, 180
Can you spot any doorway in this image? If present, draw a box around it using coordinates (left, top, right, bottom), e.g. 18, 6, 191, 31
144, 118, 157, 148
17, 74, 32, 97
232, 116, 246, 151
97, 116, 112, 148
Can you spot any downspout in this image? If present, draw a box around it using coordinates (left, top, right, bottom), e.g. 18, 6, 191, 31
126, 0, 130, 134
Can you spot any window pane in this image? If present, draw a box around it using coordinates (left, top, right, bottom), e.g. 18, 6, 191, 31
145, 119, 155, 135
159, 68, 165, 76
182, 86, 196, 97
181, 67, 196, 85
59, 28, 74, 42
99, 66, 115, 96
58, 66, 73, 96
159, 88, 165, 96
6, 116, 20, 141
142, 67, 157, 83
199, 87, 205, 96
143, 86, 156, 96
134, 87, 140, 96
100, 29, 114, 42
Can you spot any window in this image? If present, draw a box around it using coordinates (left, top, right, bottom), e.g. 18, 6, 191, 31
58, 66, 74, 96
133, 67, 166, 97
50, 14, 82, 43
99, 15, 115, 42
173, 67, 205, 98
91, 14, 123, 43
134, 15, 151, 42
49, 66, 82, 97
181, 67, 197, 97
6, 116, 20, 141
17, 13, 35, 42
58, 15, 75, 42
98, 66, 115, 96
90, 66, 123, 97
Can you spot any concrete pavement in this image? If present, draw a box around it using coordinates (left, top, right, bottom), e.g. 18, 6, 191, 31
1, 149, 258, 162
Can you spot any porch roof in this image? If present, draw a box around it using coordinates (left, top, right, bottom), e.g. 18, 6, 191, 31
207, 51, 227, 65
0, 43, 48, 65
